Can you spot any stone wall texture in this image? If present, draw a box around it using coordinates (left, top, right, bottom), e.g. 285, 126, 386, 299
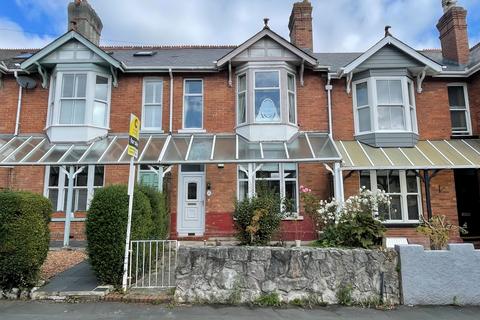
397, 244, 480, 305
175, 246, 400, 304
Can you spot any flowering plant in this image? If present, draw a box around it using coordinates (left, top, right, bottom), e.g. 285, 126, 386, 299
300, 186, 391, 248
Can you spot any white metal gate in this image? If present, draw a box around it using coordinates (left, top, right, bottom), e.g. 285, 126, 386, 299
128, 240, 178, 288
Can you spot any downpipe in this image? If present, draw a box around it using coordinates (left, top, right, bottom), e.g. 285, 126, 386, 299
13, 71, 23, 136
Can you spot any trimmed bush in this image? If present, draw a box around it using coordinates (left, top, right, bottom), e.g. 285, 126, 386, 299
0, 190, 52, 290
233, 187, 282, 245
86, 185, 152, 286
137, 185, 169, 239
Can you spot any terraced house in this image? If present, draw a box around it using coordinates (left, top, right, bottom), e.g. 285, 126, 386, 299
1, 0, 479, 247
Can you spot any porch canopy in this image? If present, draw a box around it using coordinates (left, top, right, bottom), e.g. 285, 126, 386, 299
0, 132, 341, 166
336, 139, 480, 170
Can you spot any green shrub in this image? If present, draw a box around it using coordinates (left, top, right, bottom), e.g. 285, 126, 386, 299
86, 185, 152, 286
233, 187, 282, 246
0, 190, 52, 290
137, 185, 169, 239
253, 292, 282, 307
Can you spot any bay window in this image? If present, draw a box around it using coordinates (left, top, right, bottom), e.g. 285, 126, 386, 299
142, 79, 163, 131
59, 74, 87, 124
360, 170, 421, 223
237, 163, 298, 214
287, 73, 296, 124
254, 71, 281, 122
448, 84, 471, 135
353, 76, 417, 135
45, 165, 104, 212
183, 79, 203, 130
93, 75, 109, 127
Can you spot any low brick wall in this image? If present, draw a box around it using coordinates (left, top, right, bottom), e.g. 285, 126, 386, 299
397, 244, 480, 305
175, 246, 400, 304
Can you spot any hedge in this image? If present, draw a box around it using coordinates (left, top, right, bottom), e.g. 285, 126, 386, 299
86, 185, 154, 286
137, 184, 169, 239
0, 190, 52, 290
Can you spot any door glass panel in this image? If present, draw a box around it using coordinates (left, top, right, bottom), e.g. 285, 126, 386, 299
187, 182, 197, 200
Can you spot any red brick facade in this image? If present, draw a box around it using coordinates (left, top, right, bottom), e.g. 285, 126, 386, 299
1, 0, 479, 246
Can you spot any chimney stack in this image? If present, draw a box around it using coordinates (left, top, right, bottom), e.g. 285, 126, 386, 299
436, 0, 470, 65
68, 0, 103, 45
288, 0, 313, 51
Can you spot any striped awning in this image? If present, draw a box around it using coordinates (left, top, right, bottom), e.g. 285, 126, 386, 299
0, 132, 341, 166
336, 140, 480, 170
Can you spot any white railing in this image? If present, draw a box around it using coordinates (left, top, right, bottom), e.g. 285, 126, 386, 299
128, 240, 178, 288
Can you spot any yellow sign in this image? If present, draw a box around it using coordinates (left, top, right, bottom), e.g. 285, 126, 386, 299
128, 114, 140, 158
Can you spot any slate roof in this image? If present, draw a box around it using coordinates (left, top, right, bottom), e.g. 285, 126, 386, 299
1, 42, 480, 74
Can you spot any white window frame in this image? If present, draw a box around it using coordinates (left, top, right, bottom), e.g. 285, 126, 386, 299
352, 76, 418, 135
48, 70, 112, 129
44, 165, 104, 212
287, 72, 297, 125
361, 170, 422, 223
137, 164, 163, 191
236, 73, 247, 125
141, 78, 164, 132
447, 83, 472, 136
253, 70, 282, 124
182, 78, 204, 130
236, 163, 299, 216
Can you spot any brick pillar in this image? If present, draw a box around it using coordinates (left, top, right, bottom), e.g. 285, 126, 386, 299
288, 0, 313, 51
436, 5, 470, 65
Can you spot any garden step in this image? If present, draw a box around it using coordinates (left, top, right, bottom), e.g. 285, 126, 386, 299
31, 285, 113, 301
105, 289, 174, 304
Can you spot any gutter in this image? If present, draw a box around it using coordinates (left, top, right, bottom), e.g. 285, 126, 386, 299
169, 68, 173, 133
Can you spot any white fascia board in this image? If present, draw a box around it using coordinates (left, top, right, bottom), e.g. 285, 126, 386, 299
216, 28, 317, 67
20, 31, 123, 71
339, 36, 443, 77
433, 62, 480, 78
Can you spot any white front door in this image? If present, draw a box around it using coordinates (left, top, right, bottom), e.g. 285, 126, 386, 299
178, 172, 205, 236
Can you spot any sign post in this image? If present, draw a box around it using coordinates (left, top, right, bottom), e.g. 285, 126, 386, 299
122, 114, 140, 291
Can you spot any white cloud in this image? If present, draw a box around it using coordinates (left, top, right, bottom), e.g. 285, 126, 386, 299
2, 0, 480, 51
0, 17, 54, 48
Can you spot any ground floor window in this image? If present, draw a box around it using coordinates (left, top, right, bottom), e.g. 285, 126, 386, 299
138, 165, 162, 190
237, 163, 298, 214
45, 165, 104, 212
360, 169, 421, 223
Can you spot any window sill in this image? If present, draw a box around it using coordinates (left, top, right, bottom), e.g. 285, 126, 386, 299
51, 217, 87, 222
383, 222, 420, 228
178, 129, 206, 134
282, 215, 304, 221
141, 129, 164, 134
45, 124, 110, 130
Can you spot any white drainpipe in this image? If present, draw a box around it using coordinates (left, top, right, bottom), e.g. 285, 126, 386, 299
325, 73, 333, 138
13, 71, 23, 136
169, 68, 173, 133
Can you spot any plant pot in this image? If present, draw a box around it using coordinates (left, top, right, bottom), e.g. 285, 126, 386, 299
295, 240, 301, 247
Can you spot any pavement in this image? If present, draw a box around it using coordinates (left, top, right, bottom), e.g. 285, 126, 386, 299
0, 302, 479, 320
40, 261, 98, 293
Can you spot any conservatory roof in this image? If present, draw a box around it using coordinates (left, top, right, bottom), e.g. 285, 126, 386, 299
336, 140, 480, 170
0, 132, 341, 166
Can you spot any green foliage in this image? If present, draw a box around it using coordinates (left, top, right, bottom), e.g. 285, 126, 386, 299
318, 211, 386, 249
0, 190, 52, 290
86, 185, 152, 286
253, 292, 282, 307
233, 187, 282, 245
336, 284, 353, 306
136, 185, 169, 239
290, 294, 325, 308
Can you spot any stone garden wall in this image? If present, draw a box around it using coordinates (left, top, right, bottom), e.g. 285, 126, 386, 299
397, 244, 480, 305
175, 246, 400, 304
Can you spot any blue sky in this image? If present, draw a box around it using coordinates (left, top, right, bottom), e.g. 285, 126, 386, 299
1, 0, 480, 52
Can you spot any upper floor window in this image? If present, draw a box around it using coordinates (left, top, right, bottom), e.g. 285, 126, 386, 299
49, 71, 111, 128
353, 77, 417, 135
142, 79, 163, 131
360, 169, 421, 223
448, 84, 471, 136
183, 79, 203, 130
237, 74, 247, 124
287, 73, 297, 124
254, 71, 280, 122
